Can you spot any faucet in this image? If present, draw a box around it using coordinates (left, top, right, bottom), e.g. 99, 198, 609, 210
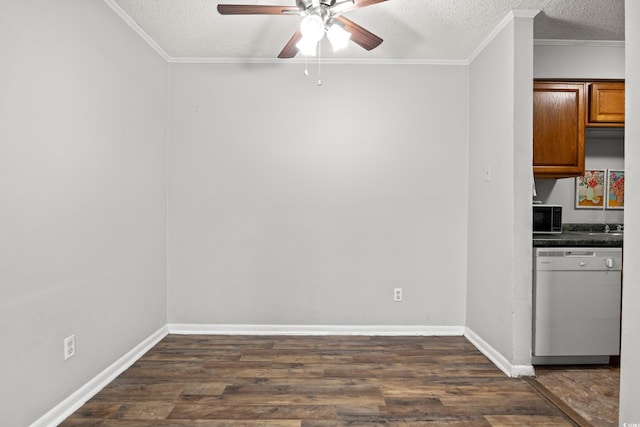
604, 224, 610, 233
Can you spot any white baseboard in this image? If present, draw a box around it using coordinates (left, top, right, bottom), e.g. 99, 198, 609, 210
464, 327, 535, 378
167, 323, 466, 337
33, 323, 532, 427
31, 325, 169, 427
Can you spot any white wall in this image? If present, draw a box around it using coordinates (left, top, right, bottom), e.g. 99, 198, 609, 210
619, 1, 640, 423
534, 136, 625, 224
167, 63, 469, 327
533, 43, 626, 225
0, 1, 168, 425
466, 12, 535, 372
534, 43, 625, 80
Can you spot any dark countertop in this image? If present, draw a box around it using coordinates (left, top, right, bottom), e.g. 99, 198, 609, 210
533, 223, 624, 248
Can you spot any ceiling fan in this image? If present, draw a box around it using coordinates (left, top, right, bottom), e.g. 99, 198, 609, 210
217, 0, 388, 58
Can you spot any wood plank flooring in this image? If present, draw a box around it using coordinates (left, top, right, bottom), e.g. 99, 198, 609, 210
527, 364, 619, 427
60, 335, 577, 426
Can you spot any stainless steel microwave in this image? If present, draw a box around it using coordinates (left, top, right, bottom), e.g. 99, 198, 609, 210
533, 204, 562, 234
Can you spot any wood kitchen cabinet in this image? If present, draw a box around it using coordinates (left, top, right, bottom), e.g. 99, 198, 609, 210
533, 82, 586, 178
533, 80, 625, 178
587, 81, 625, 126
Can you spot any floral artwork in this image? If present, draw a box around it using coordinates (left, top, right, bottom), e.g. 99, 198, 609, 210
575, 169, 606, 209
607, 170, 624, 209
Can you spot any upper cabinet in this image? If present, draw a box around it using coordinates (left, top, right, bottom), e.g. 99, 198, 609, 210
533, 82, 586, 178
533, 80, 625, 178
587, 82, 625, 126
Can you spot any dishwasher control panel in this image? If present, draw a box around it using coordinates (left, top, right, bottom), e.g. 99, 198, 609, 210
535, 249, 622, 271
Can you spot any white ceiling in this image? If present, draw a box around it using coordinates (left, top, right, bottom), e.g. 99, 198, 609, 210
108, 0, 625, 62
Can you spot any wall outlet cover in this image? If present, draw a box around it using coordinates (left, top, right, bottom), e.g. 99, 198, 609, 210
64, 335, 75, 360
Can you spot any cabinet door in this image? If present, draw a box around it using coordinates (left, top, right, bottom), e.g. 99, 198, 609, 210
533, 82, 586, 178
588, 81, 625, 126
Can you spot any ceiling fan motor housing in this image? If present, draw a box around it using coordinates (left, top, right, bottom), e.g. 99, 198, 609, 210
296, 0, 337, 11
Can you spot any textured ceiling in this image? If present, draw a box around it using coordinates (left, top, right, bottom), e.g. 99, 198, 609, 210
108, 0, 625, 62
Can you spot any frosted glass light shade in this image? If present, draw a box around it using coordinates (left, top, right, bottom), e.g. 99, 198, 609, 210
300, 15, 324, 42
327, 24, 351, 51
296, 35, 318, 56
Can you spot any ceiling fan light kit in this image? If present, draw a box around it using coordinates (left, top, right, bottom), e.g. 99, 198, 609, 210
217, 0, 387, 59
295, 33, 320, 56
326, 24, 351, 51
296, 15, 351, 55
297, 14, 324, 56
300, 14, 325, 40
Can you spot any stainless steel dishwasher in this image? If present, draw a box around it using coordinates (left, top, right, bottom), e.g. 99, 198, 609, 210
533, 247, 622, 365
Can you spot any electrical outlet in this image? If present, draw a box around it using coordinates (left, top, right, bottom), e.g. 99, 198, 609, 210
483, 166, 491, 182
394, 288, 403, 302
64, 335, 75, 360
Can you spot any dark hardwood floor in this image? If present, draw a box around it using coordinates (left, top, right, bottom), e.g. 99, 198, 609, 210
527, 364, 619, 427
60, 335, 577, 426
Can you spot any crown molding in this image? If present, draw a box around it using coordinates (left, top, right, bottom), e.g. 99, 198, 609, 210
103, 0, 171, 61
104, 2, 623, 67
466, 9, 541, 64
101, 0, 472, 66
167, 57, 468, 66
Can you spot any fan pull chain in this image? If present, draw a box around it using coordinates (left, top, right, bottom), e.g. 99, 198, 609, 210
304, 55, 309, 77
317, 41, 322, 86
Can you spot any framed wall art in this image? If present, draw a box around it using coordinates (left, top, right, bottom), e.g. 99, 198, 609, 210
606, 169, 624, 209
575, 169, 606, 209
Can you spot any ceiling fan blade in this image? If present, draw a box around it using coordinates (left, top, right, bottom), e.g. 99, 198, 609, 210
217, 4, 299, 15
353, 0, 388, 8
278, 29, 302, 58
334, 16, 383, 50
340, 0, 388, 12
329, 0, 355, 13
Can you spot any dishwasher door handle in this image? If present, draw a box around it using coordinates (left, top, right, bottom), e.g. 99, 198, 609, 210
564, 251, 596, 257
